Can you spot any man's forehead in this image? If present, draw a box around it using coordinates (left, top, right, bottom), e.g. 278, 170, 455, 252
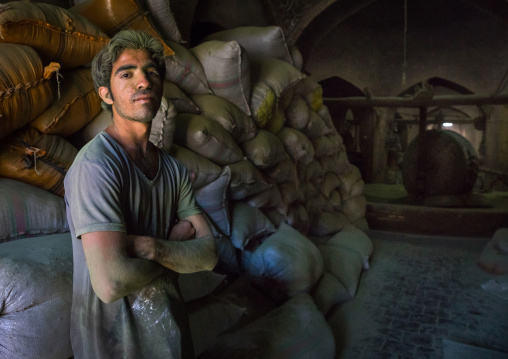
113, 48, 156, 68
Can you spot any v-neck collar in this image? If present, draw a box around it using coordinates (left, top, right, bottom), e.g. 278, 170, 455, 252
101, 131, 161, 183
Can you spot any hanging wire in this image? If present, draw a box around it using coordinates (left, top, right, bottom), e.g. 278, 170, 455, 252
493, 65, 508, 95
402, 0, 408, 85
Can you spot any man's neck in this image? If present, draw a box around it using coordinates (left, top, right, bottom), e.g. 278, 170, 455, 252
105, 116, 152, 157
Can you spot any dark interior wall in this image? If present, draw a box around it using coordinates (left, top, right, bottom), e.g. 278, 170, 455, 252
192, 0, 508, 176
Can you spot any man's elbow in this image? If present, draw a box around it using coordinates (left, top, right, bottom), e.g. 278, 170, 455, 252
91, 280, 124, 304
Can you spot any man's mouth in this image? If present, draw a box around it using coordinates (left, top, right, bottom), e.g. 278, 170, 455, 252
132, 91, 156, 103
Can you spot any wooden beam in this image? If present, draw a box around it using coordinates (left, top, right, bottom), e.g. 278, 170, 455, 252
323, 93, 508, 108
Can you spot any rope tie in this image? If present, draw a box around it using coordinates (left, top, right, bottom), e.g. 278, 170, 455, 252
25, 146, 46, 175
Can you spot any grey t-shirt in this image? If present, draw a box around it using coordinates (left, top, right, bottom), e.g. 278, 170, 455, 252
64, 132, 202, 359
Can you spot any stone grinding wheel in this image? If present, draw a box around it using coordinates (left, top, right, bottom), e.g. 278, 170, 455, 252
402, 129, 479, 197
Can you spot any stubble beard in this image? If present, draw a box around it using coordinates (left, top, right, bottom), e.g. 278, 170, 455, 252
110, 91, 161, 124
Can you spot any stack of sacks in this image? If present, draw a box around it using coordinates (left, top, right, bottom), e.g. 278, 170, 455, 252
0, 1, 373, 356
0, 1, 109, 245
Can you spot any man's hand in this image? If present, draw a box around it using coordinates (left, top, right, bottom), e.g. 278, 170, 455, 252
127, 235, 158, 261
168, 220, 196, 241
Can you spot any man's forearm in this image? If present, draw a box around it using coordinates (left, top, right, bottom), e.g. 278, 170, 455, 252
137, 234, 218, 273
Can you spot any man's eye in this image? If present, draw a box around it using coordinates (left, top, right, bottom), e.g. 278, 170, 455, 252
121, 73, 130, 78
148, 70, 159, 76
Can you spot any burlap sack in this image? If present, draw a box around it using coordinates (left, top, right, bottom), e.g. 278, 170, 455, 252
0, 127, 77, 197
285, 203, 310, 235
191, 94, 257, 143
173, 113, 243, 166
204, 26, 294, 65
285, 95, 310, 131
263, 157, 298, 184
311, 271, 352, 315
244, 180, 286, 215
194, 167, 232, 236
227, 160, 271, 201
246, 224, 324, 303
318, 225, 373, 297
168, 144, 221, 189
0, 1, 109, 68
230, 201, 276, 249
241, 129, 289, 169
30, 68, 101, 136
199, 294, 335, 359
187, 296, 246, 357
164, 40, 211, 95
250, 58, 305, 128
277, 127, 315, 165
321, 172, 342, 198
149, 97, 177, 153
279, 182, 304, 207
342, 195, 367, 223
142, 0, 184, 43
294, 77, 323, 111
0, 178, 69, 243
305, 109, 333, 139
0, 44, 59, 140
312, 133, 342, 157
163, 80, 201, 114
191, 40, 251, 115
0, 234, 73, 359
70, 0, 173, 56
308, 211, 350, 237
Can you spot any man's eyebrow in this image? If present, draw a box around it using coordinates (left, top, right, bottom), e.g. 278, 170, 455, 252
114, 63, 159, 76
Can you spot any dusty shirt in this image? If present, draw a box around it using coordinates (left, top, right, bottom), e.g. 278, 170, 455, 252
64, 132, 201, 359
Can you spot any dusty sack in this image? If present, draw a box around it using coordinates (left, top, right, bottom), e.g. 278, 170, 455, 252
141, 0, 184, 43
0, 234, 73, 359
204, 26, 294, 65
173, 113, 243, 166
0, 44, 59, 140
0, 1, 109, 68
168, 144, 222, 189
246, 223, 324, 303
30, 67, 102, 136
199, 294, 335, 359
191, 40, 251, 116
149, 97, 177, 153
0, 178, 69, 243
0, 127, 78, 197
191, 94, 257, 143
227, 160, 271, 200
164, 40, 211, 95
70, 0, 174, 56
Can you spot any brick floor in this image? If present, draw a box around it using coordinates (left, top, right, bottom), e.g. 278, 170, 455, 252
327, 230, 508, 359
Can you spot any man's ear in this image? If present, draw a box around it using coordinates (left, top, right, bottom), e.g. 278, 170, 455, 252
98, 86, 113, 105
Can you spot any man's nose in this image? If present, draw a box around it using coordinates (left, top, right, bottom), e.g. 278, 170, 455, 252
136, 72, 152, 89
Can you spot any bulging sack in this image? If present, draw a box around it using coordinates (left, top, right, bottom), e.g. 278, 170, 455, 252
0, 1, 109, 68
191, 40, 251, 116
0, 178, 69, 242
204, 26, 294, 65
30, 68, 102, 137
70, 0, 173, 56
0, 127, 78, 197
173, 113, 244, 166
0, 44, 59, 140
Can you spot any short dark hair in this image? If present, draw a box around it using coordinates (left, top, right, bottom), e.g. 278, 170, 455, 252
91, 30, 166, 112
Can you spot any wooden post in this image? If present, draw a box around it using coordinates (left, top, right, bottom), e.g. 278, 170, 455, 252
416, 107, 428, 202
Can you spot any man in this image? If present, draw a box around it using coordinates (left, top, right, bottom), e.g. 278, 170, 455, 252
64, 30, 218, 359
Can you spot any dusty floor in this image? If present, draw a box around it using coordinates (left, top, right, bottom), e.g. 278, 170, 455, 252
327, 230, 508, 359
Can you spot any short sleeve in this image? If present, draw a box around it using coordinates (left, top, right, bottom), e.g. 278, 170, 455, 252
65, 159, 126, 238
175, 162, 202, 220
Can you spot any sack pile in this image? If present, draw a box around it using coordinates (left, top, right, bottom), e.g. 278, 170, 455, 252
0, 1, 373, 358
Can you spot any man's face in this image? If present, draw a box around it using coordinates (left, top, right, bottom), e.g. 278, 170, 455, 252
100, 48, 163, 123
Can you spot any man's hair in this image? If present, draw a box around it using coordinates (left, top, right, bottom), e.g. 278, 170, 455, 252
91, 30, 166, 112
